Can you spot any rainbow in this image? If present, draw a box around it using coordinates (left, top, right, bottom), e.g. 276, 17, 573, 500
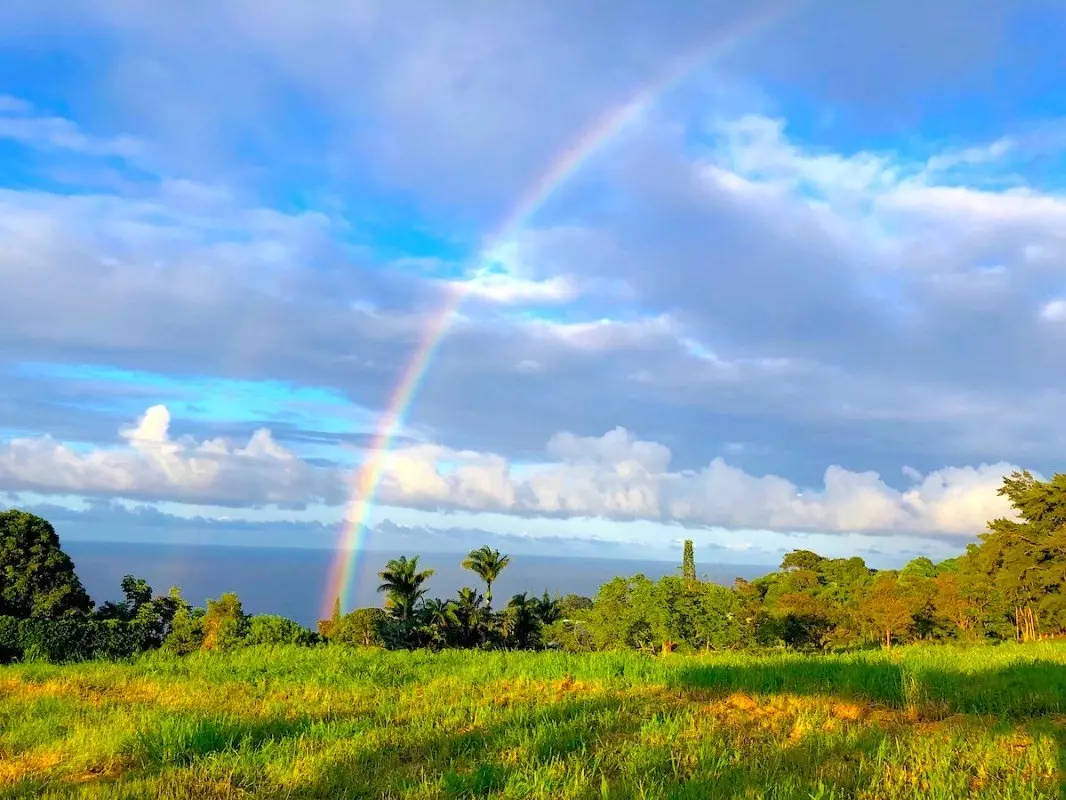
321, 2, 800, 617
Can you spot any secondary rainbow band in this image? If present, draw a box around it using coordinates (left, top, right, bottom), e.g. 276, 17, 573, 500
321, 2, 800, 617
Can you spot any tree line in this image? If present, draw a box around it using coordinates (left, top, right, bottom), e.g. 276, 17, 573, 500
0, 469, 1063, 662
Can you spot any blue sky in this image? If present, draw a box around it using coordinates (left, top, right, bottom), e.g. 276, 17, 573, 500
2, 0, 1066, 569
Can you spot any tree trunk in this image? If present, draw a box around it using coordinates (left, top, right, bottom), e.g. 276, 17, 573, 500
885, 628, 892, 650
1026, 605, 1039, 642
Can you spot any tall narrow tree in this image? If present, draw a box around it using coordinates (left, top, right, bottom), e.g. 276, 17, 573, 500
377, 555, 435, 621
462, 546, 511, 612
318, 596, 342, 638
682, 540, 696, 581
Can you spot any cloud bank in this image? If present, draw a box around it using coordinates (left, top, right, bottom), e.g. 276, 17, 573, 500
0, 408, 1017, 537
0, 406, 342, 507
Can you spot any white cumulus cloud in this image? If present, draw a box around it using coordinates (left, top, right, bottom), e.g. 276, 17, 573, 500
0, 405, 342, 506
373, 427, 1019, 536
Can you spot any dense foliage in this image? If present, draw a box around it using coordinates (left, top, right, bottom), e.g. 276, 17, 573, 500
0, 510, 93, 618
1, 468, 1064, 663
315, 469, 1066, 655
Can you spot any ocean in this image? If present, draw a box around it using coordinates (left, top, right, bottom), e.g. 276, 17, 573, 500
64, 541, 768, 628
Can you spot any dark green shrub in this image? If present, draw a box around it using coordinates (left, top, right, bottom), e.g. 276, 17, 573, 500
0, 616, 158, 664
0, 615, 20, 662
164, 605, 205, 655
245, 615, 317, 646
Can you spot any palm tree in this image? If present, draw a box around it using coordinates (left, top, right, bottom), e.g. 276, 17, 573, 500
502, 592, 539, 649
423, 598, 458, 630
462, 546, 511, 612
454, 586, 487, 647
420, 598, 459, 650
532, 590, 561, 625
376, 555, 435, 621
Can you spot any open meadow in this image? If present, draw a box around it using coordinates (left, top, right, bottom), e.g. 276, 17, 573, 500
1, 642, 1065, 799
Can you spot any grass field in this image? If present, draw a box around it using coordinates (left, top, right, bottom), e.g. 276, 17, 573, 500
1, 642, 1065, 799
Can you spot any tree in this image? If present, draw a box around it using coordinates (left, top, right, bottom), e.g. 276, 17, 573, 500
686, 581, 743, 651
246, 615, 316, 646
461, 546, 510, 612
330, 608, 386, 647
532, 591, 561, 626
732, 578, 772, 647
163, 589, 204, 655
932, 572, 975, 638
420, 599, 459, 649
558, 594, 593, 618
377, 556, 435, 621
978, 470, 1066, 640
202, 592, 247, 651
96, 575, 156, 621
454, 587, 488, 647
900, 557, 939, 580
0, 511, 93, 619
780, 549, 826, 573
775, 592, 838, 650
585, 575, 657, 651
502, 593, 540, 649
858, 574, 912, 649
682, 540, 696, 581
318, 596, 342, 638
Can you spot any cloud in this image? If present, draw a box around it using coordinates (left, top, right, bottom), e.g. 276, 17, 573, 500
0, 97, 144, 159
0, 405, 342, 506
456, 273, 579, 305
1041, 299, 1066, 323
0, 410, 1018, 538
0, 137, 1061, 482
373, 427, 1017, 537
1, 1, 1064, 551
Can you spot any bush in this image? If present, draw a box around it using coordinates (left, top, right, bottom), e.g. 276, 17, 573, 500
202, 593, 247, 651
164, 605, 205, 655
0, 615, 20, 662
0, 615, 157, 664
246, 615, 317, 646
330, 608, 386, 647
542, 619, 595, 652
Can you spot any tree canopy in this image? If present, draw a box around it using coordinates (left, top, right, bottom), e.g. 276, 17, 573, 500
0, 510, 93, 619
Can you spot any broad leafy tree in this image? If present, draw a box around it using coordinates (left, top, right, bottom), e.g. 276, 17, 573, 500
979, 470, 1066, 640
0, 510, 93, 619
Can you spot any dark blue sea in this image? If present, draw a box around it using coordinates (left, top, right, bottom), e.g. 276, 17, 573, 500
64, 541, 768, 628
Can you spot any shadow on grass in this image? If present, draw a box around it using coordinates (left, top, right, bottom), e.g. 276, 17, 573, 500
128, 714, 329, 768
673, 658, 1066, 798
671, 659, 1066, 717
297, 696, 639, 798
14, 660, 1066, 799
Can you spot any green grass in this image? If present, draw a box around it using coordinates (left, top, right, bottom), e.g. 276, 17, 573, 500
2, 642, 1065, 798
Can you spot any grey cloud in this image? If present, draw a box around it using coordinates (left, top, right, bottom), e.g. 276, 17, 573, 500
0, 169, 1062, 486
1, 4, 1065, 497
2, 1, 1033, 209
